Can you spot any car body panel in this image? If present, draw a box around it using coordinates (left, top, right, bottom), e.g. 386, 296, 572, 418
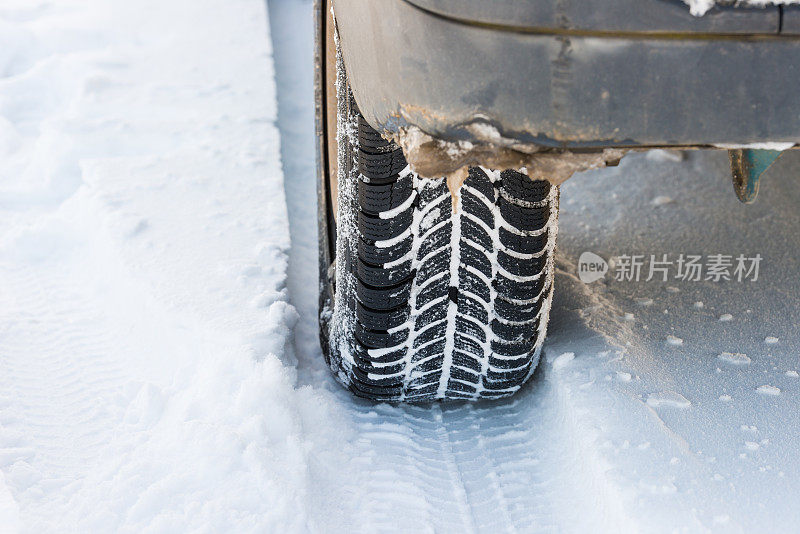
406, 0, 780, 34
783, 8, 800, 33
334, 0, 800, 150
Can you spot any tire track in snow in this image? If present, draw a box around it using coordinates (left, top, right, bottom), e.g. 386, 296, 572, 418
318, 365, 632, 533
0, 255, 154, 527
0, 268, 127, 475
432, 405, 478, 534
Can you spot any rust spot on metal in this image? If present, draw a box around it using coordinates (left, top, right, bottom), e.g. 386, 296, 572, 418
394, 103, 449, 124
391, 102, 611, 146
391, 124, 628, 185
523, 149, 626, 185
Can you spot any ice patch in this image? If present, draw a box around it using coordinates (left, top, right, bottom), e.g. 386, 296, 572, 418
651, 196, 674, 206
756, 385, 781, 396
786, 371, 799, 378
552, 351, 576, 370
765, 336, 779, 345
719, 314, 733, 322
647, 391, 691, 409
646, 149, 684, 163
666, 335, 684, 346
717, 352, 751, 366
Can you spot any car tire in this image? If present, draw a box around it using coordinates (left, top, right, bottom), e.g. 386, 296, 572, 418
318, 38, 559, 402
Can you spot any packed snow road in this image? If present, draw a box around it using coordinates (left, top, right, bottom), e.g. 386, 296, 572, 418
1, 0, 799, 532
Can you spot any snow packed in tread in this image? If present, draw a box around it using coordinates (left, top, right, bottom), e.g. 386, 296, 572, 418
326, 102, 558, 401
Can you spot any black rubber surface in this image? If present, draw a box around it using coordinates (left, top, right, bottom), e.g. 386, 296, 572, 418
321, 103, 559, 401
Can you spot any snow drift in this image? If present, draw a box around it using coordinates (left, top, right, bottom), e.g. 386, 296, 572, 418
0, 0, 345, 531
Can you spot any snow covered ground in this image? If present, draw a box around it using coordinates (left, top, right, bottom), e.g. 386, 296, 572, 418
2, 0, 800, 532
0, 1, 339, 531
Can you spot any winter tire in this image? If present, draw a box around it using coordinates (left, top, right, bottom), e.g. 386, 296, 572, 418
317, 17, 559, 402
